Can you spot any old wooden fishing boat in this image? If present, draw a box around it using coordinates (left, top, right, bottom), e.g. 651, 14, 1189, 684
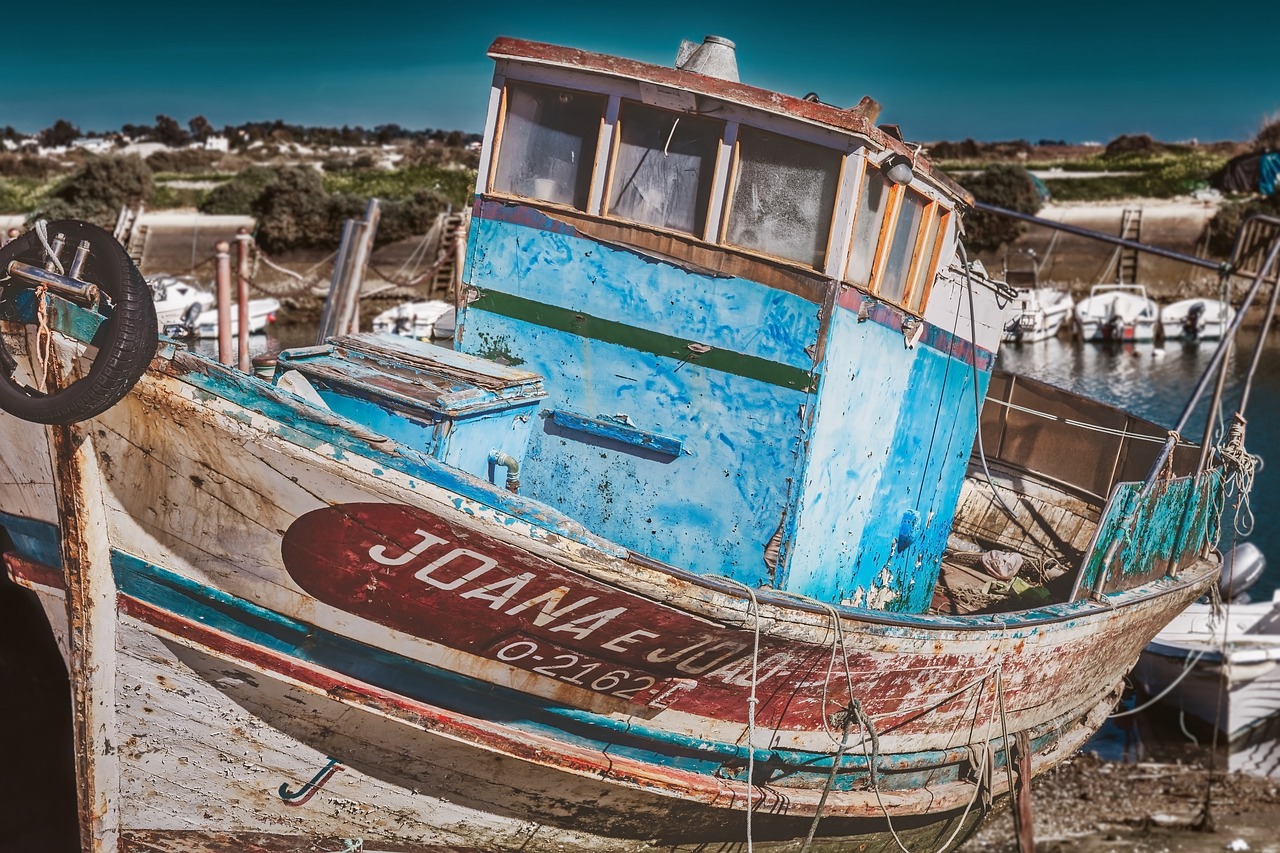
0, 34, 1272, 853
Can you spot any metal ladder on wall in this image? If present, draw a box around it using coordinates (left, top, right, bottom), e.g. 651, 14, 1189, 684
427, 210, 469, 301
1114, 207, 1143, 283
112, 204, 148, 267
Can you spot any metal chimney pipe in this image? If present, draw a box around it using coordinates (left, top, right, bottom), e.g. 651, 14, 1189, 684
675, 35, 738, 82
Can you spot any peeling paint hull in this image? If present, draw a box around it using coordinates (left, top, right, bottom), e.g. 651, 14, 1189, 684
0, 336, 1218, 850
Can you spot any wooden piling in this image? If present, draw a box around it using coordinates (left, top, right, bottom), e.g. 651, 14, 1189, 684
214, 240, 233, 366
235, 229, 252, 372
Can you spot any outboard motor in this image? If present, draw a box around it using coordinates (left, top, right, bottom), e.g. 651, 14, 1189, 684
1182, 302, 1205, 342
1103, 314, 1122, 341
1218, 541, 1266, 603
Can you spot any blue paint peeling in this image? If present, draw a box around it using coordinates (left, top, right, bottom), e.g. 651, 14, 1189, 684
783, 305, 990, 610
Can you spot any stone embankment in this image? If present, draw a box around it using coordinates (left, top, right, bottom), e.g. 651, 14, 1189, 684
973, 197, 1227, 302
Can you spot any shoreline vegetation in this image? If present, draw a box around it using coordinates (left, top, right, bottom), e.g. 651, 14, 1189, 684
3, 120, 1279, 299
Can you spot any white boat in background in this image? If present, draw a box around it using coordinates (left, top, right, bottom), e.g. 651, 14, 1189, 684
1074, 283, 1160, 342
1162, 297, 1237, 342
193, 297, 281, 338
149, 275, 214, 328
371, 299, 456, 341
1131, 543, 1280, 777
1001, 287, 1075, 342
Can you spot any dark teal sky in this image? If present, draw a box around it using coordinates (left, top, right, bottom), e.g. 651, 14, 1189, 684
7, 0, 1279, 143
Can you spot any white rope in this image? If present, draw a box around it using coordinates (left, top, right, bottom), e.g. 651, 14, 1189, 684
1219, 416, 1259, 535
983, 397, 1201, 447
33, 220, 64, 274
1109, 649, 1208, 718
864, 665, 1004, 853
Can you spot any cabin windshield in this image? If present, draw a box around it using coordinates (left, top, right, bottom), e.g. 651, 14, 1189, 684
608, 102, 721, 235
723, 127, 842, 267
487, 77, 954, 317
492, 82, 606, 210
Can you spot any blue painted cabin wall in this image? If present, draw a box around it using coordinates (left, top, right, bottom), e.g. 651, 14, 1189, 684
459, 205, 991, 611
782, 306, 991, 611
459, 210, 819, 586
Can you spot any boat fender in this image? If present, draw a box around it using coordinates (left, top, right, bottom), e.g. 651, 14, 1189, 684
0, 220, 157, 424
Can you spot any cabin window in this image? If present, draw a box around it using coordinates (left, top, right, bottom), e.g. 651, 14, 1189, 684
492, 82, 606, 211
724, 127, 842, 267
906, 208, 948, 312
606, 103, 722, 235
845, 165, 890, 287
873, 188, 928, 305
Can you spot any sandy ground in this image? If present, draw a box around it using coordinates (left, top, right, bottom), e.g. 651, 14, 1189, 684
968, 753, 1280, 853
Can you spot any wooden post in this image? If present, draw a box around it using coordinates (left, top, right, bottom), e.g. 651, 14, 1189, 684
235, 228, 252, 372
339, 198, 381, 336
316, 220, 358, 344
51, 417, 121, 852
1012, 730, 1035, 853
316, 198, 380, 342
214, 240, 233, 365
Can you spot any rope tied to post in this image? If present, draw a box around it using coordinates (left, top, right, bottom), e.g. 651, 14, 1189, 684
1217, 413, 1258, 535
247, 244, 336, 297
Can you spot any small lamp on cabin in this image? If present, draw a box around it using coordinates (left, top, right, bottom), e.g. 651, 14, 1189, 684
880, 152, 915, 186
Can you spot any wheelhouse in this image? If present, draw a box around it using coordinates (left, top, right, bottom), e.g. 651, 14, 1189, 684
457, 36, 1005, 613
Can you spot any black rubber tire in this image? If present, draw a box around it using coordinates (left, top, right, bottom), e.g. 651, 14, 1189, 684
0, 220, 158, 424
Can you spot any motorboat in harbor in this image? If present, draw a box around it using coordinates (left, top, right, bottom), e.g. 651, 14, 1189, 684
1001, 287, 1075, 342
148, 275, 214, 328
1130, 544, 1280, 776
0, 33, 1275, 853
370, 298, 456, 341
1161, 297, 1236, 343
191, 296, 281, 338
1074, 283, 1161, 342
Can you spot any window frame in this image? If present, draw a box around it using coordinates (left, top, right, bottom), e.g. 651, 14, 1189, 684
487, 79, 610, 213
483, 74, 958, 288
717, 125, 847, 270
846, 158, 952, 316
600, 99, 727, 239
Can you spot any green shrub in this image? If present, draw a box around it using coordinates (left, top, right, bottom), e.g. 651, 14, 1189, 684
145, 148, 221, 174
1045, 151, 1228, 201
198, 165, 279, 215
254, 166, 331, 253
321, 164, 475, 207
1255, 117, 1280, 152
1206, 196, 1280, 258
151, 184, 205, 209
0, 154, 59, 180
959, 165, 1044, 251
377, 188, 451, 247
27, 154, 153, 228
0, 177, 51, 214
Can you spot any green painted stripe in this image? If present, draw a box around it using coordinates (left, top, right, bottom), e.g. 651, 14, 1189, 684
474, 289, 816, 391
